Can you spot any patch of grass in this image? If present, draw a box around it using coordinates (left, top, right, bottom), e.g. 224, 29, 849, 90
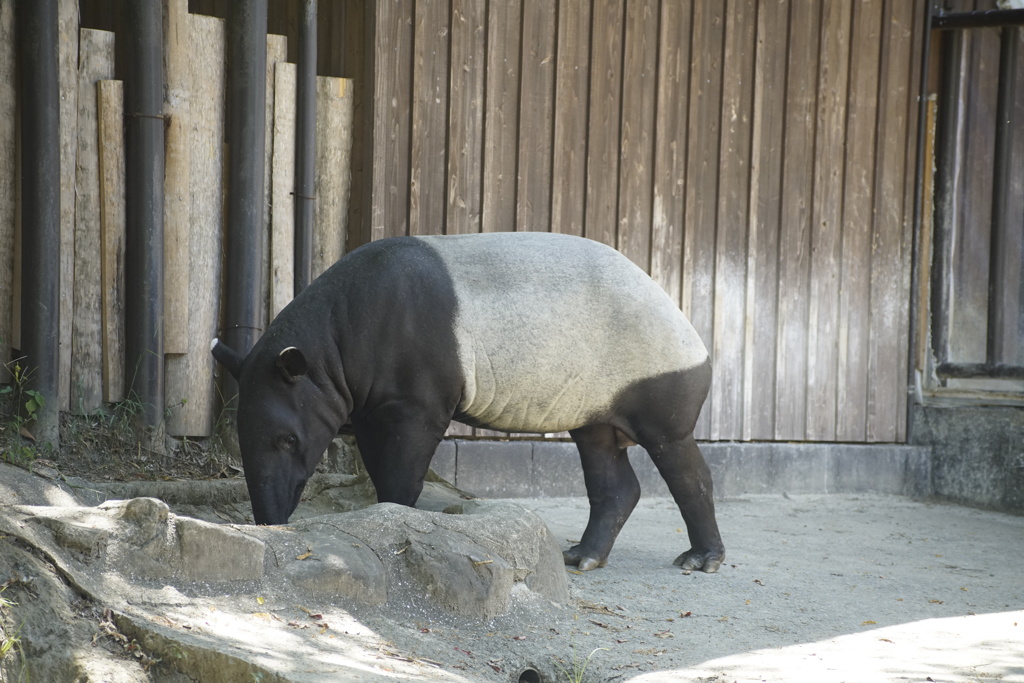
553, 644, 606, 683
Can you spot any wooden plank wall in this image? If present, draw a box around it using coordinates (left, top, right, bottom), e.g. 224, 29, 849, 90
367, 0, 926, 443
0, 0, 924, 445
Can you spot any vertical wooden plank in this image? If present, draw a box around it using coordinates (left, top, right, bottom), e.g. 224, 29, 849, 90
448, 0, 483, 438
742, 0, 787, 441
711, 0, 757, 440
651, 0, 691, 307
313, 76, 355, 277
97, 80, 125, 404
895, 0, 926, 441
270, 62, 296, 320
409, 0, 450, 236
71, 29, 116, 414
774, 0, 820, 441
262, 34, 287, 328
551, 0, 590, 237
371, 0, 412, 240
165, 13, 225, 437
836, 0, 882, 442
0, 0, 15, 375
617, 0, 657, 269
57, 0, 79, 412
163, 0, 191, 355
481, 0, 522, 233
867, 0, 915, 442
683, 0, 725, 439
805, 0, 850, 441
448, 0, 485, 235
340, 0, 372, 251
585, 0, 624, 248
516, 0, 556, 233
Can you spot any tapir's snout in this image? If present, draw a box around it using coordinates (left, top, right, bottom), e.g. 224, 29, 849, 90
247, 472, 308, 525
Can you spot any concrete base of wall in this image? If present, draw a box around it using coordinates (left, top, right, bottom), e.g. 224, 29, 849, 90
430, 440, 933, 501
910, 404, 1024, 514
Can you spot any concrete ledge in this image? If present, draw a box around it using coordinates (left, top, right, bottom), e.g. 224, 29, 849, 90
432, 440, 932, 500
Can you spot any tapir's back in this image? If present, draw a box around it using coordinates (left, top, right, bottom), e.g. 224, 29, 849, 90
413, 232, 708, 433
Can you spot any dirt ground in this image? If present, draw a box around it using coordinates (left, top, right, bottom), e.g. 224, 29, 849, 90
1, 458, 1023, 682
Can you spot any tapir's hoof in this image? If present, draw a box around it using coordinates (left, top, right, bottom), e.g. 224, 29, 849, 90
673, 547, 725, 573
563, 546, 608, 572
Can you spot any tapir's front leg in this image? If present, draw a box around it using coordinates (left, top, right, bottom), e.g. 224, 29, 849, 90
352, 404, 449, 506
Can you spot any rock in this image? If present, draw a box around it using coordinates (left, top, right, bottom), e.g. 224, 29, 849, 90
332, 501, 570, 618
280, 527, 387, 605
175, 517, 266, 582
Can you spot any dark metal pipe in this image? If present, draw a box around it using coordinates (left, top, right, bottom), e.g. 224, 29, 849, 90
123, 0, 165, 427
294, 0, 317, 295
222, 0, 268, 408
932, 8, 1024, 30
16, 0, 61, 445
987, 25, 1017, 365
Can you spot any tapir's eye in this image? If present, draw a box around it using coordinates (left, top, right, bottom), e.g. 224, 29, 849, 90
275, 434, 298, 451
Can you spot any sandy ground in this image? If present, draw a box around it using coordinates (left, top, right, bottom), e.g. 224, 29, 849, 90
365, 493, 1024, 682
3, 481, 1023, 682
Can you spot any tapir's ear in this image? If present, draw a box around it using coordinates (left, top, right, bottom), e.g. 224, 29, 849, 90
210, 338, 245, 380
276, 346, 308, 382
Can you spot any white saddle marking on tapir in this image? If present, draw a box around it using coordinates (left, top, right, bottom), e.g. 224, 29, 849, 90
414, 233, 709, 434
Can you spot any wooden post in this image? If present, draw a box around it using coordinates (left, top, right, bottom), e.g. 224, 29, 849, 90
165, 13, 225, 437
57, 0, 79, 413
97, 80, 126, 404
262, 34, 287, 325
71, 29, 116, 414
163, 0, 191, 356
270, 61, 296, 320
313, 76, 354, 278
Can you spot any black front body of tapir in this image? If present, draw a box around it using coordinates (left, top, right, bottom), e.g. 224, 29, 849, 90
212, 232, 725, 572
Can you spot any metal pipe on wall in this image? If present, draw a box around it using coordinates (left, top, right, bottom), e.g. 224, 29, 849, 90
123, 0, 165, 427
293, 0, 317, 296
222, 0, 268, 409
16, 0, 61, 445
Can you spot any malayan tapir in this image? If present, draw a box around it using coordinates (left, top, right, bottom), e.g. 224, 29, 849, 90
211, 231, 725, 573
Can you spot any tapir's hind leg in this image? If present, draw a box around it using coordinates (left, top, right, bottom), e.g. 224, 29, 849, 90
643, 435, 725, 572
564, 424, 642, 571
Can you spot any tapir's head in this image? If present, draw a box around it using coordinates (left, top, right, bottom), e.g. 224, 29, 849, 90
211, 338, 345, 525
